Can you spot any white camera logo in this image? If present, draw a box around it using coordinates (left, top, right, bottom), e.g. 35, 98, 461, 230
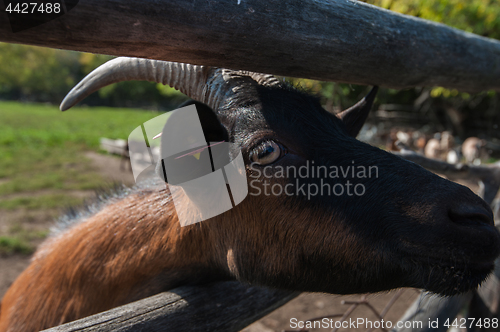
128, 104, 248, 226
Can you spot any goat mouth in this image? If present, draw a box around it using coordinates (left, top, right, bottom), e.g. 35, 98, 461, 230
410, 260, 494, 296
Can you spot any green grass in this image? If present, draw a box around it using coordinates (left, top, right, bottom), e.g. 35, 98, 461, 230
0, 194, 86, 210
0, 100, 162, 255
0, 101, 159, 195
0, 236, 33, 254
0, 225, 49, 254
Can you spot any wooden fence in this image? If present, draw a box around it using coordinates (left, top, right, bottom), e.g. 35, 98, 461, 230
43, 282, 297, 332
1, 0, 500, 92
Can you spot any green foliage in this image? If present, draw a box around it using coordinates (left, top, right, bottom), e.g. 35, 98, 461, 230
0, 43, 186, 107
0, 43, 79, 101
364, 0, 500, 39
78, 52, 113, 75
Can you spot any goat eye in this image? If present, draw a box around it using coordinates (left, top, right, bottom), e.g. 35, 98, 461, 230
250, 140, 283, 165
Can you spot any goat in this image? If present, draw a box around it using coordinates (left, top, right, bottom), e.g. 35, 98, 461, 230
424, 137, 442, 159
424, 131, 456, 161
1, 57, 499, 332
462, 137, 487, 164
440, 131, 455, 152
414, 134, 427, 154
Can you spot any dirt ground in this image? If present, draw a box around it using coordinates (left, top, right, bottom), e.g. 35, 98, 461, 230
0, 151, 135, 299
0, 152, 440, 331
243, 290, 421, 332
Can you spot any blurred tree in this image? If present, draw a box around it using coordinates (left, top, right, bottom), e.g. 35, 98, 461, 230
0, 43, 186, 108
0, 43, 79, 101
364, 0, 500, 39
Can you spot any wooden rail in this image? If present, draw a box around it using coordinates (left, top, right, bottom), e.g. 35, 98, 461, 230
42, 282, 297, 332
1, 0, 500, 92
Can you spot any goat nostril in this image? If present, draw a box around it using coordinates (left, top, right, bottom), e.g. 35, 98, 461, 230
448, 206, 494, 227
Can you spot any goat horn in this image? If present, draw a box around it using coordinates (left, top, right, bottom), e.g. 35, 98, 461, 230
246, 73, 282, 87
60, 57, 281, 112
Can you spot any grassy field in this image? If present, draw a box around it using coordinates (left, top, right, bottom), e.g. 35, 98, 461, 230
0, 101, 160, 254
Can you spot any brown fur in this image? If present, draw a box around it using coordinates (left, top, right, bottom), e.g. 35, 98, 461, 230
0, 179, 374, 331
0, 187, 225, 332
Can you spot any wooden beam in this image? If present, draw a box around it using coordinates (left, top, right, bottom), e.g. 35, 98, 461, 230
41, 282, 297, 332
1, 0, 500, 92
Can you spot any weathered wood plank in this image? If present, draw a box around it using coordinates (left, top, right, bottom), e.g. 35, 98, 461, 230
42, 282, 297, 332
1, 0, 500, 92
100, 138, 127, 155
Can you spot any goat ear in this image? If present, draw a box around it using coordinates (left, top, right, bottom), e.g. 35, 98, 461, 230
337, 86, 378, 138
